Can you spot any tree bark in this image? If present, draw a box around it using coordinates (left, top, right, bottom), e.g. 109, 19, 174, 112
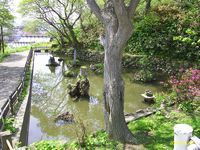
103, 26, 137, 143
0, 26, 4, 53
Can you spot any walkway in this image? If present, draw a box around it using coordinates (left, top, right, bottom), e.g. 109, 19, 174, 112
0, 51, 28, 109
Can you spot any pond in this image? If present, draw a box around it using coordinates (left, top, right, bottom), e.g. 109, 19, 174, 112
28, 53, 163, 144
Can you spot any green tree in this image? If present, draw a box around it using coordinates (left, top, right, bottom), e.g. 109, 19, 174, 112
19, 0, 83, 50
0, 1, 14, 53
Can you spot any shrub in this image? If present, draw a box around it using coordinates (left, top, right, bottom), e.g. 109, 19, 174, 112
169, 68, 200, 102
126, 1, 199, 62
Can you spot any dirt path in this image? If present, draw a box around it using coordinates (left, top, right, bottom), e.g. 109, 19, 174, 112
0, 51, 28, 109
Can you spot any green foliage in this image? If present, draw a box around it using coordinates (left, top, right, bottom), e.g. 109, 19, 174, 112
28, 140, 67, 150
5, 46, 31, 53
3, 117, 17, 134
64, 70, 75, 77
68, 130, 119, 149
126, 1, 199, 62
0, 3, 14, 27
173, 28, 200, 61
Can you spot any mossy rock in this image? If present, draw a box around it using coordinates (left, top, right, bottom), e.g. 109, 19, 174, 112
67, 77, 90, 99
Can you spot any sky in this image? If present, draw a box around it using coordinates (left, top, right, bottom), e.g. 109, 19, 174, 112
9, 0, 23, 26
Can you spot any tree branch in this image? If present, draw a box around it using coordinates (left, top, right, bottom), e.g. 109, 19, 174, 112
86, 0, 104, 23
128, 0, 140, 17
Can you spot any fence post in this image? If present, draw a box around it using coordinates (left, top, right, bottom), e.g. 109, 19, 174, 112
174, 124, 193, 150
9, 97, 14, 115
0, 131, 13, 150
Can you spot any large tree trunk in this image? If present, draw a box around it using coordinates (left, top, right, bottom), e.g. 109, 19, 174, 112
103, 29, 137, 143
87, 0, 140, 144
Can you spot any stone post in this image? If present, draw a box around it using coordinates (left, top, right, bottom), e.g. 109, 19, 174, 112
80, 66, 88, 77
174, 124, 193, 150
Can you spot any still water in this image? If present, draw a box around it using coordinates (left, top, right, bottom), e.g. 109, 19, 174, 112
28, 53, 162, 144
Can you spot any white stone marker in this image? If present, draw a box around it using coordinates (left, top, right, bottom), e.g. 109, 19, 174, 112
174, 124, 193, 150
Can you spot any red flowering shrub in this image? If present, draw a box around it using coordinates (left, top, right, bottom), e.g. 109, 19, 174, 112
169, 68, 200, 102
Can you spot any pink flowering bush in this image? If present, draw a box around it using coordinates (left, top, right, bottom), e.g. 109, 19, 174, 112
169, 68, 200, 102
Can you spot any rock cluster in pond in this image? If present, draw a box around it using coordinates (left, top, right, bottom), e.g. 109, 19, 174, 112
67, 76, 90, 100
46, 56, 60, 67
54, 112, 74, 123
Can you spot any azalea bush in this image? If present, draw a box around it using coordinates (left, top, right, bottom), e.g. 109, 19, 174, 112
169, 68, 200, 102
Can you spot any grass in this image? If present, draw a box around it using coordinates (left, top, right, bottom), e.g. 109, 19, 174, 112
128, 108, 200, 150
0, 46, 31, 62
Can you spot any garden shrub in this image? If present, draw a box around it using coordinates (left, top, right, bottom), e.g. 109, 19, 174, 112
126, 1, 199, 62
165, 68, 200, 112
169, 68, 200, 102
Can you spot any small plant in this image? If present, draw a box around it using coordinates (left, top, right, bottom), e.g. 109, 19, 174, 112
3, 117, 17, 134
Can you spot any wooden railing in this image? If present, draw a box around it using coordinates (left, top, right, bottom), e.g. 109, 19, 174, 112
0, 49, 33, 130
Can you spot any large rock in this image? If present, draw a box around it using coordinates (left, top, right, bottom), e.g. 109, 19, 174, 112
46, 56, 60, 67
68, 76, 90, 100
